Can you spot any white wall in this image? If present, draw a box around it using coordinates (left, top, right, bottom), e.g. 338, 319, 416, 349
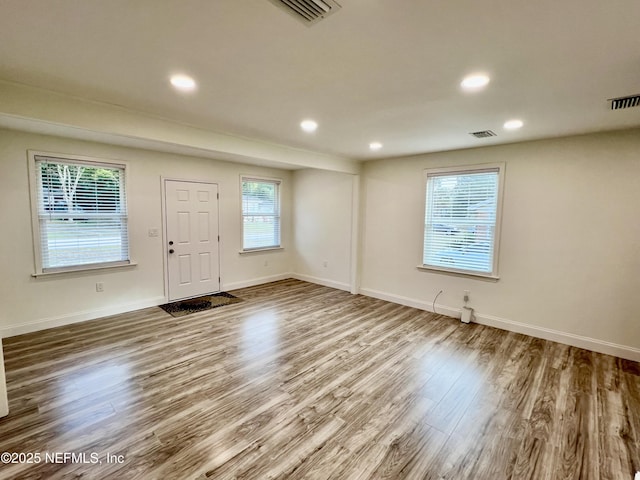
2, 125, 640, 362
292, 169, 356, 291
0, 128, 293, 337
360, 129, 640, 360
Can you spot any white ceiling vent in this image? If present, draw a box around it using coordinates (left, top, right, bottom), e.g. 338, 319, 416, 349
469, 130, 497, 138
267, 0, 342, 26
609, 94, 640, 110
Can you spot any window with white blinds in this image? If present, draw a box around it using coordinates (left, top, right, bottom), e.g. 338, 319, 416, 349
422, 164, 504, 277
241, 177, 281, 251
30, 153, 130, 273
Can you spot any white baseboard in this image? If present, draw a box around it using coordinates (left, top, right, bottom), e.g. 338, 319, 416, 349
359, 287, 640, 362
290, 273, 351, 292
5, 279, 638, 362
2, 272, 294, 338
1, 296, 167, 339
222, 273, 292, 292
474, 313, 640, 362
359, 287, 460, 318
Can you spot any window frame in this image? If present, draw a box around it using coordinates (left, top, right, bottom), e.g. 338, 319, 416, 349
418, 163, 505, 279
239, 175, 282, 253
28, 150, 132, 276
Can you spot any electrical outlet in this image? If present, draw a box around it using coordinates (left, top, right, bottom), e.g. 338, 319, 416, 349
464, 290, 470, 302
96, 282, 104, 292
148, 228, 159, 237
323, 261, 328, 268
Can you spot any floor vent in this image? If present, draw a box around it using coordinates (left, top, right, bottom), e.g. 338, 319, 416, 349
267, 0, 342, 26
469, 130, 497, 138
609, 94, 640, 110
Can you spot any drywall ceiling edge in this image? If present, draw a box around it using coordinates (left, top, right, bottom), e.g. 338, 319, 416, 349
0, 81, 361, 175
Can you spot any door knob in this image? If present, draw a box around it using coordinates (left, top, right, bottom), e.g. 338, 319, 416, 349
169, 241, 174, 245
169, 249, 175, 254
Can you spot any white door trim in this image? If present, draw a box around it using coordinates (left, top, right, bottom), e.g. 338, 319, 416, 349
349, 174, 360, 295
161, 177, 221, 302
0, 341, 8, 417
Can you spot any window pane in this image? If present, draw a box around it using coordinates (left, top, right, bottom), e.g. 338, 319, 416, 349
39, 163, 124, 215
243, 216, 280, 250
35, 156, 129, 271
242, 181, 277, 214
241, 178, 281, 250
423, 169, 499, 274
41, 218, 128, 268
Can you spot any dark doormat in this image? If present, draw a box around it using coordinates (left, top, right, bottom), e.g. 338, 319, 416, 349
159, 292, 243, 317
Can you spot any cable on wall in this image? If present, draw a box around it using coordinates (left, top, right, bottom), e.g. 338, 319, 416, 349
432, 290, 443, 314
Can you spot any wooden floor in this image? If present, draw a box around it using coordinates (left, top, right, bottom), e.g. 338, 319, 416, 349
1, 279, 639, 479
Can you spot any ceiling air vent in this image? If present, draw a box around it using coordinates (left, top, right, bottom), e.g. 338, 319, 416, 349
609, 94, 640, 110
267, 0, 342, 26
469, 130, 497, 138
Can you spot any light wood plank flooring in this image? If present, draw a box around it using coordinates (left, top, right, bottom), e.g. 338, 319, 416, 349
0, 279, 639, 479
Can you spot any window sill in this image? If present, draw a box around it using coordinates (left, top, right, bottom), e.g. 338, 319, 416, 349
416, 264, 499, 281
32, 262, 138, 277
238, 247, 284, 255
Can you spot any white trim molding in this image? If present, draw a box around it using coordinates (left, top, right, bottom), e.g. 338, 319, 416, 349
0, 296, 166, 339
473, 313, 640, 363
359, 287, 640, 362
349, 174, 361, 295
359, 287, 460, 318
291, 273, 351, 292
0, 341, 8, 417
222, 273, 292, 292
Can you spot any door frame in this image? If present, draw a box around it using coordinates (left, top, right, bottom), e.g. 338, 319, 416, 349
161, 177, 222, 302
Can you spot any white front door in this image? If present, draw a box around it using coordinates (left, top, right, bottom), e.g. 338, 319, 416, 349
165, 180, 220, 301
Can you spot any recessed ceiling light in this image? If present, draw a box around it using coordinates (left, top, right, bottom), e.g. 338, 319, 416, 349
461, 74, 490, 90
503, 119, 524, 130
170, 74, 196, 92
369, 142, 383, 151
300, 119, 318, 133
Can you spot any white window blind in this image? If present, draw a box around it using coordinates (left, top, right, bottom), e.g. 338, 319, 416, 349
33, 155, 130, 272
241, 177, 281, 250
423, 165, 503, 276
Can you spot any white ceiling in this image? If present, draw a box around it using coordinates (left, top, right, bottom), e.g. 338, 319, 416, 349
0, 0, 639, 161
